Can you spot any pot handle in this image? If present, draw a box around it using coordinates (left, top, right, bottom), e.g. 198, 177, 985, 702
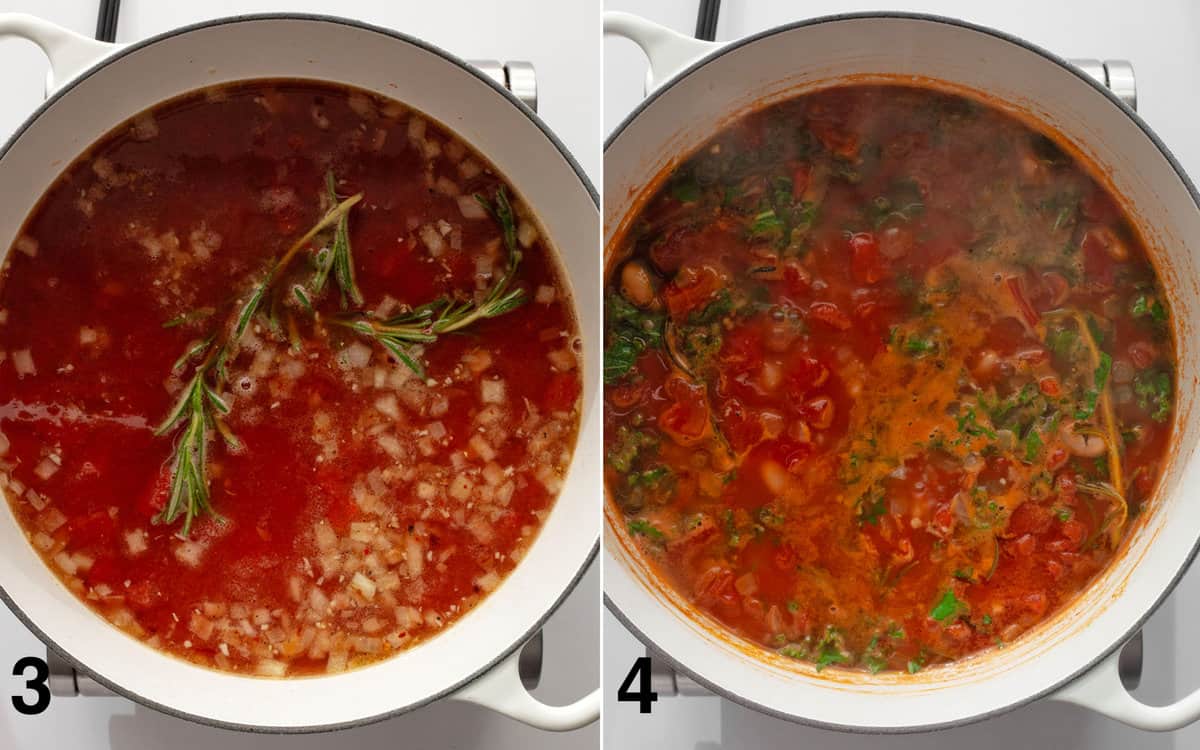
0, 13, 116, 95
1050, 645, 1200, 730
603, 11, 722, 93
449, 644, 599, 731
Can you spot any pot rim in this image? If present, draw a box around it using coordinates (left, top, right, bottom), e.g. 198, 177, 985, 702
0, 11, 599, 735
603, 9, 1200, 734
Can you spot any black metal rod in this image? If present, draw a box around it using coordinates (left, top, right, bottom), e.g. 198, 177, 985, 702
95, 0, 120, 43
695, 0, 721, 41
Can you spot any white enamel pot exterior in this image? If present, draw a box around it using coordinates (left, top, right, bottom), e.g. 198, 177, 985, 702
0, 13, 599, 732
604, 11, 1200, 733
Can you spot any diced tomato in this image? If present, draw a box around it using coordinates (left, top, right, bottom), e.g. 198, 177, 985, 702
694, 565, 737, 608
783, 261, 811, 297
1081, 188, 1119, 223
1007, 502, 1052, 537
669, 516, 720, 559
1008, 533, 1036, 558
662, 266, 722, 319
1128, 340, 1157, 369
720, 399, 764, 453
1061, 519, 1087, 548
808, 301, 851, 331
658, 375, 712, 446
877, 225, 913, 260
1038, 376, 1061, 397
543, 372, 581, 413
807, 118, 859, 158
720, 324, 764, 375
1081, 228, 1118, 288
773, 544, 799, 572
649, 227, 692, 275
783, 355, 829, 400
1006, 276, 1040, 327
849, 232, 885, 284
608, 379, 647, 410
791, 163, 811, 200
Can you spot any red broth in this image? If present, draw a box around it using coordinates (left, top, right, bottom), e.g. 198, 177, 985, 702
605, 85, 1174, 673
0, 80, 580, 676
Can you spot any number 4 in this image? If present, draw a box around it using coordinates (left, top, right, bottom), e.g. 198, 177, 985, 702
616, 656, 658, 713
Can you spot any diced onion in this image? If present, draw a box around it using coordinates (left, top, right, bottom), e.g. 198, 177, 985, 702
374, 394, 400, 420
475, 570, 501, 593
351, 571, 377, 600
38, 507, 66, 533
326, 650, 349, 674
469, 434, 496, 462
457, 159, 481, 180
12, 349, 35, 377
517, 220, 538, 248
406, 536, 425, 578
256, 659, 288, 677
547, 349, 575, 372
34, 457, 59, 481
125, 529, 148, 556
407, 116, 427, 142
535, 285, 556, 304
25, 489, 47, 511
419, 224, 445, 256
130, 114, 159, 141
174, 540, 207, 568
341, 342, 373, 369
448, 475, 472, 501
14, 236, 38, 257
480, 379, 506, 404
458, 195, 488, 220
53, 551, 77, 574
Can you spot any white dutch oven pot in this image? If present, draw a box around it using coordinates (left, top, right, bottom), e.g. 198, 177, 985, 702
0, 12, 599, 733
604, 11, 1200, 733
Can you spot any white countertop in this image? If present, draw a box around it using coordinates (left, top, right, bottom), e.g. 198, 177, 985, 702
0, 2, 599, 749
603, 1, 1200, 748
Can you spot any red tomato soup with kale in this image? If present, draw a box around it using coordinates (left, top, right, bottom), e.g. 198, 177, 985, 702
0, 80, 581, 676
604, 85, 1174, 673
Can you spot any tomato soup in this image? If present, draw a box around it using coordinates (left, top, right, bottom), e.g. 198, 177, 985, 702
605, 84, 1173, 673
0, 80, 580, 676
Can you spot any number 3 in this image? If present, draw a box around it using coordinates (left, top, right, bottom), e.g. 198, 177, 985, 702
12, 656, 50, 715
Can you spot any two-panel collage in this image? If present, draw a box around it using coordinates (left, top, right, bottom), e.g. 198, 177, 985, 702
0, 1, 1198, 749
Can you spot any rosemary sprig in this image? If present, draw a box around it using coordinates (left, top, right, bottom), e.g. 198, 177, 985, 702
306, 172, 364, 308
330, 187, 526, 377
154, 185, 363, 537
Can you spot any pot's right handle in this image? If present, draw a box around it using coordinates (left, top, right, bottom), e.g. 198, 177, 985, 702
1050, 646, 1200, 730
449, 644, 599, 731
0, 13, 116, 95
603, 11, 722, 94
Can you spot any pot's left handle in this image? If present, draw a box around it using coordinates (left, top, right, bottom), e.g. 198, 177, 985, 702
449, 645, 599, 731
0, 13, 116, 95
1050, 646, 1200, 730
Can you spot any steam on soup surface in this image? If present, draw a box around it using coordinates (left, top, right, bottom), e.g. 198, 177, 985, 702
605, 84, 1174, 673
0, 80, 581, 676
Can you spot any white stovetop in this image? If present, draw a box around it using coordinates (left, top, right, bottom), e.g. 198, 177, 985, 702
0, 2, 599, 749
603, 1, 1200, 748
